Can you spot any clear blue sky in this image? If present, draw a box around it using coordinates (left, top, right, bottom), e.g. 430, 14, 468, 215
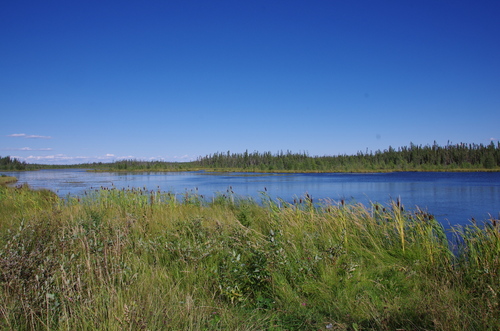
1, 0, 499, 164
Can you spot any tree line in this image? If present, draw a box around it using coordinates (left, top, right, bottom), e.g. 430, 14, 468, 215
194, 141, 500, 172
2, 141, 499, 172
0, 156, 40, 171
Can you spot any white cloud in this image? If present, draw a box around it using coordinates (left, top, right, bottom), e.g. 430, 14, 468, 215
24, 154, 78, 161
7, 133, 52, 139
2, 147, 53, 151
11, 154, 93, 164
10, 153, 189, 165
490, 137, 497, 141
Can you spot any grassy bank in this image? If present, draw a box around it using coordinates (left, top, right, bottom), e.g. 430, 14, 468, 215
1, 185, 499, 330
0, 175, 17, 185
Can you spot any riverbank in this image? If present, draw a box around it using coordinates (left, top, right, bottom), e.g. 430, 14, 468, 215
1, 185, 498, 330
0, 175, 17, 184
88, 167, 500, 174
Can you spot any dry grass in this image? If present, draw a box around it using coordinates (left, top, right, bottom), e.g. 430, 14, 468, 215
0, 185, 499, 330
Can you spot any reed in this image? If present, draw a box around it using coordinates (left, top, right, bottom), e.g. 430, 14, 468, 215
0, 185, 498, 330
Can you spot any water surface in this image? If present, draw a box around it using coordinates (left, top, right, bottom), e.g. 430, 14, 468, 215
3, 169, 500, 227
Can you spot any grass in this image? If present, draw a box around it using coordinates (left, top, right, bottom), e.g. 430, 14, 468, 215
0, 175, 17, 185
1, 185, 499, 330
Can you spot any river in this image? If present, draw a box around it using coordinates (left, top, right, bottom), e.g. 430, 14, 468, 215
2, 169, 500, 228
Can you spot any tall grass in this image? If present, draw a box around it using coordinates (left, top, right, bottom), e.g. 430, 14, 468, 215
1, 185, 498, 330
0, 175, 17, 185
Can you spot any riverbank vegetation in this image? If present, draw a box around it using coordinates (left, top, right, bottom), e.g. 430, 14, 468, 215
87, 141, 500, 172
0, 175, 18, 185
0, 156, 42, 171
2, 141, 499, 172
1, 185, 499, 330
194, 141, 500, 172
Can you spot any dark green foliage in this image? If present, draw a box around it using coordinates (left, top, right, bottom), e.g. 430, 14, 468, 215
0, 156, 41, 170
194, 142, 500, 172
3, 141, 499, 172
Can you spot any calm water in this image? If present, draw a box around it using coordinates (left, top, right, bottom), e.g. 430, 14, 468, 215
3, 169, 500, 227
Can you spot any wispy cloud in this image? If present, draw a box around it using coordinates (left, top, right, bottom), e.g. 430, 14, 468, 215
10, 153, 191, 165
18, 154, 94, 163
2, 147, 53, 151
490, 137, 497, 141
8, 133, 52, 139
11, 153, 136, 165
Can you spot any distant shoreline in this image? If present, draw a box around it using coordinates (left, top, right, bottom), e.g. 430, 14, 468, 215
87, 167, 500, 174
2, 141, 499, 173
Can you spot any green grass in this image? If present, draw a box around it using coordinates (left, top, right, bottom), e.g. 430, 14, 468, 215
0, 175, 17, 185
1, 185, 499, 330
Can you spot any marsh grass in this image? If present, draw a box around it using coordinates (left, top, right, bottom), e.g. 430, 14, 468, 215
1, 185, 499, 330
0, 175, 18, 185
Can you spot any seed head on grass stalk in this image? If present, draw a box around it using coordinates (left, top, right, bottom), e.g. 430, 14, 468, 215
391, 197, 406, 253
3, 185, 500, 329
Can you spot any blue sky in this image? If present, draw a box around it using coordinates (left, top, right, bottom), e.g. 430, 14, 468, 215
1, 0, 499, 164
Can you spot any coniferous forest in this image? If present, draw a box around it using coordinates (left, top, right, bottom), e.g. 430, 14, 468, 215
195, 141, 500, 172
0, 156, 39, 171
1, 141, 499, 172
